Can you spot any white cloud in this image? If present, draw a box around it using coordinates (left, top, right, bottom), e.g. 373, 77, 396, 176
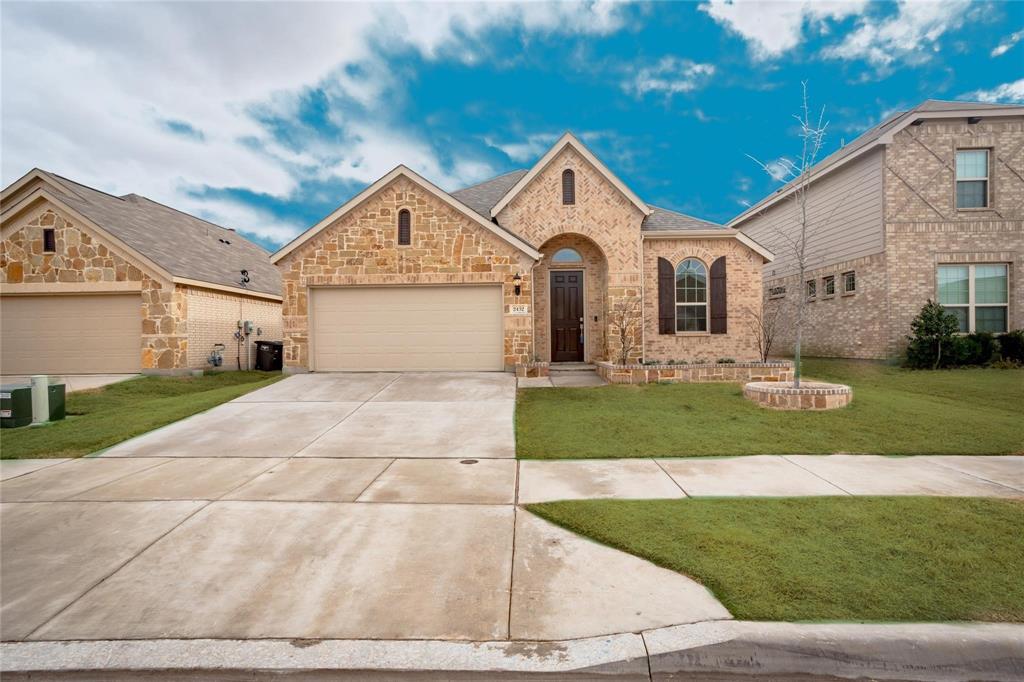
960, 79, 1024, 104
623, 57, 716, 97
484, 133, 560, 163
823, 0, 971, 67
991, 29, 1024, 57
0, 2, 630, 244
764, 158, 793, 182
699, 0, 868, 60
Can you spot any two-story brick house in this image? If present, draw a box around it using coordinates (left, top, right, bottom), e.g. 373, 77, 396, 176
272, 133, 774, 372
731, 100, 1024, 359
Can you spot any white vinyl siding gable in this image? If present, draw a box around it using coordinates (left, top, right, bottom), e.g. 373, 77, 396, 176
735, 148, 885, 278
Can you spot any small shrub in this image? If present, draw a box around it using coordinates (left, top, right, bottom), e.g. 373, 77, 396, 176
998, 330, 1024, 363
717, 358, 736, 364
905, 300, 960, 369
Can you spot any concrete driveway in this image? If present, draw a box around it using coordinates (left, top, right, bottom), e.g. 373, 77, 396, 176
0, 371, 729, 644
101, 372, 517, 459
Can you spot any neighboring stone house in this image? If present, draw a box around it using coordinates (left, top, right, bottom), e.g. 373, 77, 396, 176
1, 170, 282, 374
731, 100, 1024, 359
272, 133, 773, 373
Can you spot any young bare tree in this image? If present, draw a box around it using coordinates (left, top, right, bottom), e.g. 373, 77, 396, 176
608, 295, 643, 365
745, 299, 786, 363
747, 82, 828, 388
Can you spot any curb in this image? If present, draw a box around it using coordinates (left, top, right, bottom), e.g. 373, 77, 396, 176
2, 622, 1023, 681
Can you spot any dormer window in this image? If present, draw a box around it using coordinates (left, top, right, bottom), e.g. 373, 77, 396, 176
398, 209, 411, 246
561, 169, 575, 205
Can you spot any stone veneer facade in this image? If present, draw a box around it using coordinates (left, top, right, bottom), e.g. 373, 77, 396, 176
276, 176, 536, 370
277, 143, 770, 371
758, 115, 1023, 359
1, 203, 280, 372
597, 361, 792, 384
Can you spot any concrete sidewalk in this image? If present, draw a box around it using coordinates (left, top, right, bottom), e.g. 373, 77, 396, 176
517, 454, 1024, 502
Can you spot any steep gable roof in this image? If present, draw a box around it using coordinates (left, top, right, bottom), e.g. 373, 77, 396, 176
488, 132, 651, 218
729, 99, 1024, 227
1, 169, 281, 298
450, 169, 528, 218
271, 165, 541, 264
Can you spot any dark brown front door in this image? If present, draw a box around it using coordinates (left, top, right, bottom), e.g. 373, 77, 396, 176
550, 270, 584, 362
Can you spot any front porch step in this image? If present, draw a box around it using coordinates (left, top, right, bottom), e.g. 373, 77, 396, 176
549, 363, 597, 373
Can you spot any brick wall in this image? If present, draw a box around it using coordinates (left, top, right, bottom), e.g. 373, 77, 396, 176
642, 237, 764, 362
276, 175, 535, 371
496, 145, 646, 362
883, 116, 1024, 353
185, 288, 283, 369
1, 205, 187, 370
763, 252, 890, 359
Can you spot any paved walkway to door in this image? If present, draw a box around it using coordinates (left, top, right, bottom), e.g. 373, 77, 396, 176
1, 372, 1020, 647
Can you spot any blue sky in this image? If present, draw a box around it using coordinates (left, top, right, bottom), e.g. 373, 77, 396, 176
2, 1, 1022, 250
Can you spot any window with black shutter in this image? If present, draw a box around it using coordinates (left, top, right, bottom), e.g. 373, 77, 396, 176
562, 169, 575, 205
398, 209, 411, 246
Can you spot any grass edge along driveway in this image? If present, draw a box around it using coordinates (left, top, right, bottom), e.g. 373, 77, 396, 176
527, 496, 1024, 623
1, 371, 282, 459
516, 359, 1024, 458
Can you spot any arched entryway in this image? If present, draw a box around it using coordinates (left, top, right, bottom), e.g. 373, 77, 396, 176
533, 233, 609, 364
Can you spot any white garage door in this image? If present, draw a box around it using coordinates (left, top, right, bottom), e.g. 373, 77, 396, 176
1, 294, 141, 374
311, 286, 504, 371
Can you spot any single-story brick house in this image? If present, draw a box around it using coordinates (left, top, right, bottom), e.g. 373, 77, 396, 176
0, 169, 282, 374
272, 133, 773, 373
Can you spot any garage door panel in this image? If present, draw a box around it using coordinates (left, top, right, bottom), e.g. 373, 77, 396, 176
312, 286, 503, 371
1, 295, 141, 374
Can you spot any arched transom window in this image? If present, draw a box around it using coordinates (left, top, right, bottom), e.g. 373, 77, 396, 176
675, 258, 707, 332
551, 247, 582, 263
397, 209, 411, 246
561, 169, 575, 205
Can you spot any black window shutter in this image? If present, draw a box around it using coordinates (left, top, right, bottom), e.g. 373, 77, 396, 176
710, 256, 727, 334
657, 257, 674, 334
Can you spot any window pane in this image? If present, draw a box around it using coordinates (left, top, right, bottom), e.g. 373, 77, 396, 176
676, 305, 707, 332
823, 277, 834, 295
551, 248, 582, 263
942, 306, 969, 333
937, 266, 968, 305
806, 280, 816, 297
976, 307, 1007, 333
955, 150, 988, 179
843, 271, 855, 293
675, 259, 707, 304
956, 180, 987, 208
975, 264, 1007, 304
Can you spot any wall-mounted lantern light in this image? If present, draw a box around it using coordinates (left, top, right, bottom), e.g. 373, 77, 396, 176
512, 272, 523, 296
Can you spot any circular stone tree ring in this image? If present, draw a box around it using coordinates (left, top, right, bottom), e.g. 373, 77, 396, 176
743, 381, 852, 410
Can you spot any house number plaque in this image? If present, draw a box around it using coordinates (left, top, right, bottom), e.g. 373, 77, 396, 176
509, 304, 529, 315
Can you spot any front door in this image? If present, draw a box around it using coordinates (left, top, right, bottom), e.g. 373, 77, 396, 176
550, 270, 584, 362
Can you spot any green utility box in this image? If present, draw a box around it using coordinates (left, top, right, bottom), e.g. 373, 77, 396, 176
47, 383, 67, 421
1, 385, 32, 428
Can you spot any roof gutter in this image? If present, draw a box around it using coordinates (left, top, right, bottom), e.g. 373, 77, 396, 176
641, 228, 774, 262
171, 277, 283, 302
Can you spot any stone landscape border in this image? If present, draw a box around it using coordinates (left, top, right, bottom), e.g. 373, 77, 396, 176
744, 380, 853, 410
595, 360, 793, 384
515, 361, 550, 378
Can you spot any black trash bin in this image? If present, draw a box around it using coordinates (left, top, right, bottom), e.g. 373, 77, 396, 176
255, 341, 284, 372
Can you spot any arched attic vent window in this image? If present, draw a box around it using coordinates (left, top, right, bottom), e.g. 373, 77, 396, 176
562, 169, 575, 205
551, 248, 583, 263
398, 209, 411, 246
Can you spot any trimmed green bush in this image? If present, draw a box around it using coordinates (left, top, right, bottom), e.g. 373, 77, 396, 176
905, 300, 960, 369
998, 330, 1024, 364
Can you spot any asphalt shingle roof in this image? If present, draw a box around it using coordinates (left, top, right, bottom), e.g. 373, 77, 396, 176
39, 171, 281, 297
452, 169, 724, 235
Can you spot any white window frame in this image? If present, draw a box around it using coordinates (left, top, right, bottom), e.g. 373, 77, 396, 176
675, 258, 709, 334
937, 263, 1009, 334
842, 270, 856, 295
822, 275, 835, 298
805, 279, 816, 300
955, 148, 990, 210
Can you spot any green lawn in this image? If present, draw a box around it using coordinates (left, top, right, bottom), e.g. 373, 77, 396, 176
516, 359, 1024, 458
1, 371, 282, 459
528, 497, 1024, 622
